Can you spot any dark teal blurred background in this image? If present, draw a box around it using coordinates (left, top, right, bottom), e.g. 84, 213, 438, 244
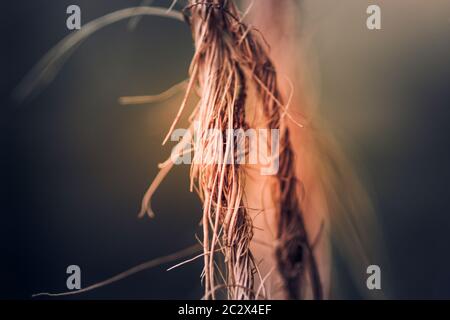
1, 0, 450, 299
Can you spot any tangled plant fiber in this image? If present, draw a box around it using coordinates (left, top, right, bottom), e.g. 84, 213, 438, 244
138, 0, 323, 300
19, 0, 380, 301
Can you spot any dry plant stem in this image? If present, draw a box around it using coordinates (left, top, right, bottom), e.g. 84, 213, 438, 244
152, 0, 323, 299
18, 1, 326, 300
182, 0, 256, 300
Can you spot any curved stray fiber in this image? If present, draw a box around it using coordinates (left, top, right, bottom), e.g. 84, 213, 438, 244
13, 6, 185, 102
127, 0, 156, 30
32, 244, 201, 298
119, 80, 188, 105
138, 125, 194, 218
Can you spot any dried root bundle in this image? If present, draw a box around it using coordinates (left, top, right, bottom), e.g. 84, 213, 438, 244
19, 0, 384, 301
141, 0, 323, 299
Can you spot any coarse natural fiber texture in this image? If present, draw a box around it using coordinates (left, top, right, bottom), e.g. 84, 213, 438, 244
139, 0, 323, 299
18, 0, 380, 301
